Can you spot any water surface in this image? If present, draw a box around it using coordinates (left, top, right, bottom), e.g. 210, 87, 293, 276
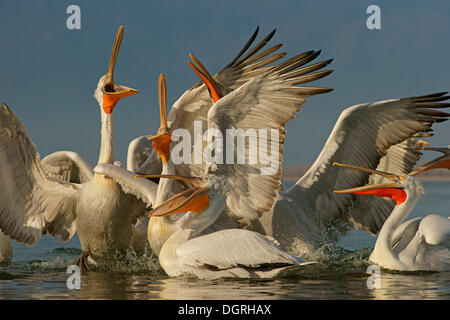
1, 181, 449, 300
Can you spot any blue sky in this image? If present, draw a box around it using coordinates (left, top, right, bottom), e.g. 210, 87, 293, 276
0, 0, 449, 166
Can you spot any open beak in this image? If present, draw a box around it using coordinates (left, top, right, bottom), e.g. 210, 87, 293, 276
102, 26, 139, 114
135, 174, 204, 187
333, 183, 407, 205
332, 162, 407, 205
135, 174, 210, 217
188, 53, 222, 102
147, 74, 171, 163
332, 162, 406, 182
148, 186, 210, 217
410, 147, 450, 176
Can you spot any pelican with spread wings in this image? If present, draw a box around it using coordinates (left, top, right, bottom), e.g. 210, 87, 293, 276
0, 26, 157, 270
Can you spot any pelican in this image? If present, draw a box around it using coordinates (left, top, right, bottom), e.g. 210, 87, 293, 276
333, 152, 450, 271
0, 26, 157, 270
141, 73, 180, 255
135, 174, 313, 280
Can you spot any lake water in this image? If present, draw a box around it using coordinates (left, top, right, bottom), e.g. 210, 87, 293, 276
0, 181, 449, 300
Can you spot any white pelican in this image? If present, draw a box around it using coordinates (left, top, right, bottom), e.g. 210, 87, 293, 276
333, 152, 450, 271
0, 26, 157, 270
143, 73, 180, 255
137, 174, 314, 280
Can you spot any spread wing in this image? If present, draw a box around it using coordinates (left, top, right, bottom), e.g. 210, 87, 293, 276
206, 57, 333, 220
346, 137, 430, 233
41, 151, 93, 183
0, 104, 80, 245
288, 92, 450, 234
177, 229, 302, 270
167, 27, 293, 177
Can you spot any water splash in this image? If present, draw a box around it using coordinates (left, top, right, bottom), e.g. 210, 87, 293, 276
50, 247, 82, 255
25, 256, 70, 272
91, 250, 164, 274
311, 242, 372, 269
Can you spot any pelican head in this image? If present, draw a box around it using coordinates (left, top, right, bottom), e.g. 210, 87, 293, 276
147, 73, 172, 163
331, 153, 450, 205
135, 173, 226, 217
94, 26, 139, 114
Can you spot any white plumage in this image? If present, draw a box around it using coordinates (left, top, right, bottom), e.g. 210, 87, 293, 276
151, 175, 314, 279
334, 159, 450, 271
0, 26, 157, 269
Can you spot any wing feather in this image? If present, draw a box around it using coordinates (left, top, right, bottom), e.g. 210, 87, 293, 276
288, 93, 450, 234
41, 151, 93, 183
205, 53, 332, 220
168, 28, 293, 178
0, 104, 80, 245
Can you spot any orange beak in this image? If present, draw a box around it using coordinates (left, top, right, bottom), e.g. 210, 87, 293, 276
135, 174, 210, 217
334, 183, 407, 205
101, 25, 139, 114
148, 73, 171, 163
103, 87, 139, 114
148, 131, 171, 163
188, 53, 222, 103
149, 187, 210, 217
332, 162, 407, 205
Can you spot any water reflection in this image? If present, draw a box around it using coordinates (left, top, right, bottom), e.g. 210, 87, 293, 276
368, 271, 450, 300
0, 265, 449, 299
